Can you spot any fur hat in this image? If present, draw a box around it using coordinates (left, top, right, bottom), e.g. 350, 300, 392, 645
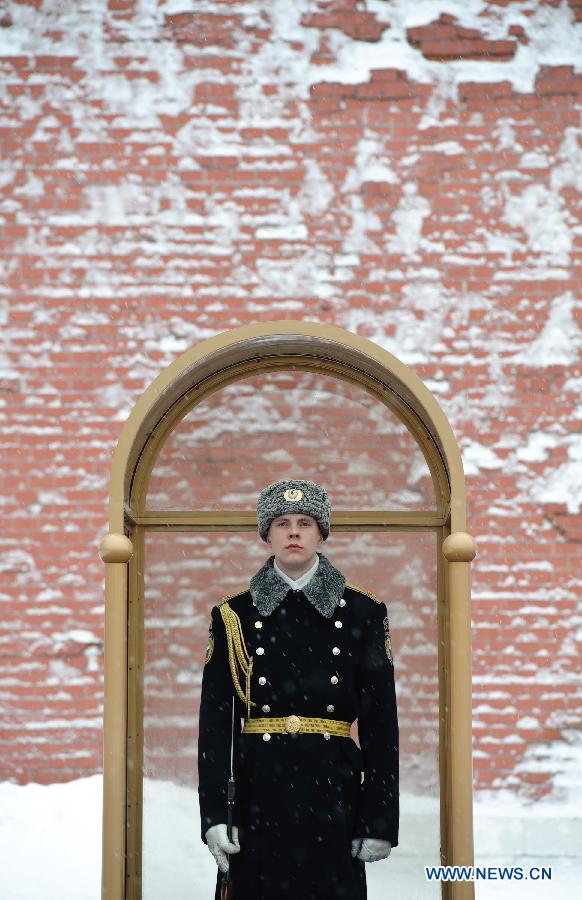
257, 479, 331, 541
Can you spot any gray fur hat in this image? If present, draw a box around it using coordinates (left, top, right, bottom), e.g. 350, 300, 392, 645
257, 479, 331, 541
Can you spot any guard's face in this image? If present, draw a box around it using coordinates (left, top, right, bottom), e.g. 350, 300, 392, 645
266, 513, 323, 569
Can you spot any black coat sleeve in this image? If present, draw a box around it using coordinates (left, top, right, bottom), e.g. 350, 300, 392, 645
197, 605, 235, 843
355, 600, 399, 846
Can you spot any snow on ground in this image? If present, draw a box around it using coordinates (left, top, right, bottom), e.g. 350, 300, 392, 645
0, 775, 580, 900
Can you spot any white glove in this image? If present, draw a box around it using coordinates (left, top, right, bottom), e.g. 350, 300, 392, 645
205, 824, 240, 873
351, 837, 392, 862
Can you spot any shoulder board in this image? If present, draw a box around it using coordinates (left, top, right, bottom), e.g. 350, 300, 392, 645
345, 582, 381, 603
218, 585, 250, 606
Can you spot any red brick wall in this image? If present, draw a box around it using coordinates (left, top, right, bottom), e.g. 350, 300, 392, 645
1, 1, 581, 801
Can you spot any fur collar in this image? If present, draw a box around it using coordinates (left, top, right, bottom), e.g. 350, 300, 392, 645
250, 553, 345, 618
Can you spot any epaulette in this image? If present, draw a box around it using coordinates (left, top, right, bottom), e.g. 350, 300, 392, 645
345, 582, 381, 603
218, 586, 250, 606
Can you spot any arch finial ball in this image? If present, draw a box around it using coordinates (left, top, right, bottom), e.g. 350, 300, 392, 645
99, 533, 133, 564
443, 532, 476, 562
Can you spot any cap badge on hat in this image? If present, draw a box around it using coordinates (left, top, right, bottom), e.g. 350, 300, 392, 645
283, 488, 303, 502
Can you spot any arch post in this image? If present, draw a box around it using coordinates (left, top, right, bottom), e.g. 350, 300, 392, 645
99, 534, 134, 900
443, 532, 477, 899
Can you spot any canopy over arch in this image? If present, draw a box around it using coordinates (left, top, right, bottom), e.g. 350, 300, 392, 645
108, 321, 467, 533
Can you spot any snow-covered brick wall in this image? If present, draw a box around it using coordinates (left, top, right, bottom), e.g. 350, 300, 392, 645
0, 0, 581, 804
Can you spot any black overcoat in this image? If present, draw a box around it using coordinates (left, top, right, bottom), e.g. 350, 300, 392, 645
198, 553, 399, 900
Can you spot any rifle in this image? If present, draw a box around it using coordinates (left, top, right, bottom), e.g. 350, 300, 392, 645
221, 699, 236, 900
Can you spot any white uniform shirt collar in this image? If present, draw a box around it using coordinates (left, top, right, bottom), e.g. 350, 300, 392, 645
274, 555, 319, 591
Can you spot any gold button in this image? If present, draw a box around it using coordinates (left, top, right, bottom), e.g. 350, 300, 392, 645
339, 599, 346, 607
256, 647, 265, 655
332, 647, 340, 656
263, 733, 271, 742
285, 714, 302, 734
331, 675, 338, 685
255, 621, 262, 629
323, 732, 330, 740
335, 621, 342, 629
327, 704, 334, 713
262, 704, 270, 713
259, 676, 266, 685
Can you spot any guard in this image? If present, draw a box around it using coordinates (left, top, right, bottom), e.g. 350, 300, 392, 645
198, 479, 399, 899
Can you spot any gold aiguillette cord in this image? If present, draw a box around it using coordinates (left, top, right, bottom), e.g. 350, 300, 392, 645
219, 602, 255, 718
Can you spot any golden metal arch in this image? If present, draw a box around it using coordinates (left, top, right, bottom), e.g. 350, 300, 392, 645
100, 321, 476, 900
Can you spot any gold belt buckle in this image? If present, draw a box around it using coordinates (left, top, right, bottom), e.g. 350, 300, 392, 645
285, 714, 302, 734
